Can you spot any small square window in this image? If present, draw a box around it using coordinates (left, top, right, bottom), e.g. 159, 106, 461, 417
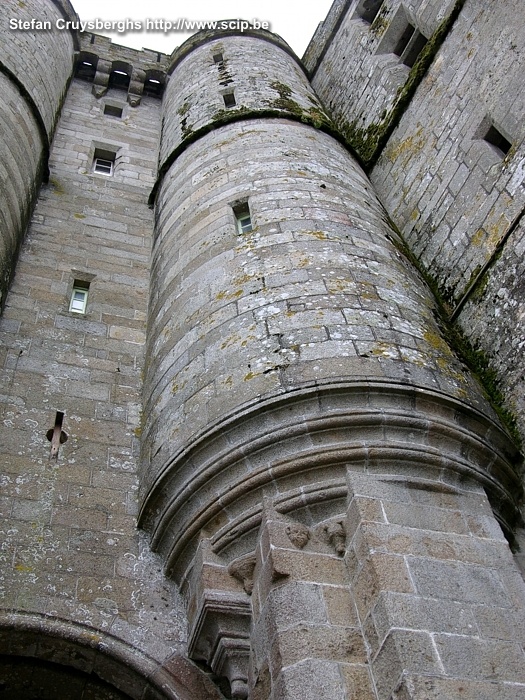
69, 283, 89, 314
92, 147, 117, 176
104, 104, 123, 118
223, 92, 236, 108
483, 125, 512, 157
94, 158, 114, 175
213, 53, 224, 64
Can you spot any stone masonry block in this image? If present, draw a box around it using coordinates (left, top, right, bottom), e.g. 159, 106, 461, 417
353, 553, 414, 619
392, 674, 525, 700
408, 557, 512, 607
434, 634, 525, 683
273, 658, 347, 700
372, 629, 442, 700
274, 624, 367, 667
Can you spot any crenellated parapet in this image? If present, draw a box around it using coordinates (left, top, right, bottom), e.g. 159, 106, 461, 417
76, 32, 169, 107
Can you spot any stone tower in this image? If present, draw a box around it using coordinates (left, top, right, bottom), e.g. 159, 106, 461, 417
1, 1, 525, 699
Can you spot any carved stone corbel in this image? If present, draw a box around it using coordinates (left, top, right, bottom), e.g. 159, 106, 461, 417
91, 59, 111, 98
128, 68, 145, 107
186, 541, 252, 699
323, 520, 346, 556
285, 521, 310, 549
228, 553, 257, 595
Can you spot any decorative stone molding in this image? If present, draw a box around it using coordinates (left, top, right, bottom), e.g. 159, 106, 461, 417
187, 590, 251, 699
140, 383, 522, 584
184, 540, 251, 698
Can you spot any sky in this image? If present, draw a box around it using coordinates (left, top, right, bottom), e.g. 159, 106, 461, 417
70, 0, 335, 58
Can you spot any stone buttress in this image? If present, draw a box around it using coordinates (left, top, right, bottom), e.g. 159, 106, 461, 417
138, 28, 525, 700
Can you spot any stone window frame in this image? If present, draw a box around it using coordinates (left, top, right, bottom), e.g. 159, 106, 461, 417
103, 100, 125, 119
476, 116, 513, 158
88, 141, 126, 178
222, 90, 236, 108
75, 51, 98, 82
232, 200, 253, 234
352, 0, 386, 25
66, 272, 96, 316
143, 69, 166, 98
108, 60, 132, 91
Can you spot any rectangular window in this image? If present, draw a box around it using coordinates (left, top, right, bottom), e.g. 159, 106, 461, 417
69, 281, 90, 314
213, 52, 224, 64
393, 23, 415, 57
233, 202, 253, 234
401, 30, 428, 67
94, 158, 113, 175
104, 104, 123, 118
93, 147, 116, 176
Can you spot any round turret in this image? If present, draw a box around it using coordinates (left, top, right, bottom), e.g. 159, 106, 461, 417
140, 30, 521, 583
0, 0, 77, 307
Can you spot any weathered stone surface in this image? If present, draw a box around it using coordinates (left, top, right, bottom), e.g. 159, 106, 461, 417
1, 5, 525, 699
307, 0, 525, 445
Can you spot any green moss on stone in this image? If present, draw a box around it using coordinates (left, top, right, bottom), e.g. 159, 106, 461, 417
49, 178, 65, 195
386, 219, 521, 447
340, 0, 467, 169
370, 4, 389, 37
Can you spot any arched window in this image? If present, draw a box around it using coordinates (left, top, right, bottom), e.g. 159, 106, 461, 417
109, 61, 132, 91
143, 69, 166, 98
75, 52, 98, 82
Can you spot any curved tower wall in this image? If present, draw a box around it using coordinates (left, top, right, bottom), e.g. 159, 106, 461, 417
141, 31, 521, 578
0, 0, 76, 307
159, 32, 329, 168
138, 32, 525, 698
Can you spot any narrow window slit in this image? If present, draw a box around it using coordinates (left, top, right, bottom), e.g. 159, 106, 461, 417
393, 23, 415, 57
46, 411, 68, 460
402, 30, 428, 67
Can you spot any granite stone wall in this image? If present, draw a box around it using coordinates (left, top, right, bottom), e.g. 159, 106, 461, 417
307, 0, 525, 444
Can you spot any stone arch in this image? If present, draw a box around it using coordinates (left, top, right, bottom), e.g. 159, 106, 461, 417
109, 61, 133, 91
75, 52, 99, 82
143, 69, 166, 98
0, 614, 222, 700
